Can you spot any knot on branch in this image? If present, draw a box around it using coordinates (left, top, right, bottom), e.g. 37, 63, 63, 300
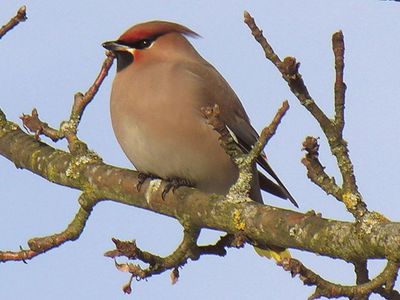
279, 56, 300, 79
20, 109, 58, 141
105, 239, 142, 260
302, 136, 320, 157
16, 6, 27, 22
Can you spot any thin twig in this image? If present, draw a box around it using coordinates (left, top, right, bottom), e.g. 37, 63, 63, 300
250, 100, 289, 161
0, 6, 27, 40
0, 193, 99, 261
20, 108, 61, 141
201, 104, 244, 162
243, 11, 331, 131
69, 52, 115, 127
21, 54, 115, 154
301, 136, 342, 200
106, 226, 201, 293
281, 258, 399, 299
244, 11, 369, 219
332, 31, 346, 132
105, 230, 248, 294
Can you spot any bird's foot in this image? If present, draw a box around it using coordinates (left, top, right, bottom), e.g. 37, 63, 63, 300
162, 177, 193, 200
136, 172, 160, 191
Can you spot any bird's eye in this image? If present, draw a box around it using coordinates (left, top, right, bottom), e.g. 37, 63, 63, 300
134, 39, 154, 50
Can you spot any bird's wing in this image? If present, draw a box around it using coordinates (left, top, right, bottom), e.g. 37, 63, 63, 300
190, 62, 298, 207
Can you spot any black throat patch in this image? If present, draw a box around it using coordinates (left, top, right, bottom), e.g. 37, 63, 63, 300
116, 51, 134, 72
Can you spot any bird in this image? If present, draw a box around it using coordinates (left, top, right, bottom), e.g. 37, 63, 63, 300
102, 20, 298, 208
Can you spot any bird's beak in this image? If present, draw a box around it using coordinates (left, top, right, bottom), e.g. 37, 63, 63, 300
102, 41, 131, 52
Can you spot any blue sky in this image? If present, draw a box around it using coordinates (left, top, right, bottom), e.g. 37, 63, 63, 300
1, 1, 400, 299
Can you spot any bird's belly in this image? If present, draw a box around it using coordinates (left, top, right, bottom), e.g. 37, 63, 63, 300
111, 106, 238, 195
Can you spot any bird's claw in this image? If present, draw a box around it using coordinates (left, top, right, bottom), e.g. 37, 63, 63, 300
136, 172, 160, 191
161, 177, 193, 200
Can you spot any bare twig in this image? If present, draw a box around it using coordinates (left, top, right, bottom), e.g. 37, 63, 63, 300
69, 52, 115, 128
201, 104, 244, 162
301, 136, 342, 200
250, 100, 289, 161
105, 230, 247, 294
0, 193, 100, 261
21, 53, 114, 154
244, 11, 369, 220
243, 11, 330, 130
281, 258, 400, 299
106, 226, 200, 293
0, 6, 27, 40
198, 233, 246, 256
332, 31, 346, 132
20, 108, 60, 141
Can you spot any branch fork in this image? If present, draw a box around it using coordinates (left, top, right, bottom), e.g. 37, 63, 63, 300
244, 10, 399, 299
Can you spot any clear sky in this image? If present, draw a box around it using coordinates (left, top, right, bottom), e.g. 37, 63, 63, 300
1, 1, 400, 299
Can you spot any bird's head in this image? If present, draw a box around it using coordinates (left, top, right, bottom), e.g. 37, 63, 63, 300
102, 21, 200, 72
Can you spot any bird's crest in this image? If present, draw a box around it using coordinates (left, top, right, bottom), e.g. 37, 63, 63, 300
118, 21, 200, 43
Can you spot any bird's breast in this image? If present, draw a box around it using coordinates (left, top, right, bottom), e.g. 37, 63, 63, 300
109, 62, 238, 194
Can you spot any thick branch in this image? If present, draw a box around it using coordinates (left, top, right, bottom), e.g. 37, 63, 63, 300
0, 121, 399, 262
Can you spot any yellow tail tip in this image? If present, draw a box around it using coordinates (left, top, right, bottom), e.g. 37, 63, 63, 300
254, 246, 291, 263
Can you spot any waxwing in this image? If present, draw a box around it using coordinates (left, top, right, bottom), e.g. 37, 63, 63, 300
103, 20, 297, 207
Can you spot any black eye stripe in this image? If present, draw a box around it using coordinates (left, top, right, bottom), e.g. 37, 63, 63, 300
135, 39, 153, 49
119, 37, 156, 50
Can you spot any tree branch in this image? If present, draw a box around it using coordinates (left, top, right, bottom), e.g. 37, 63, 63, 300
104, 232, 246, 293
201, 101, 290, 202
20, 53, 114, 154
244, 11, 367, 220
332, 31, 346, 133
0, 120, 399, 261
0, 193, 100, 261
301, 136, 342, 200
0, 6, 26, 40
281, 259, 400, 299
